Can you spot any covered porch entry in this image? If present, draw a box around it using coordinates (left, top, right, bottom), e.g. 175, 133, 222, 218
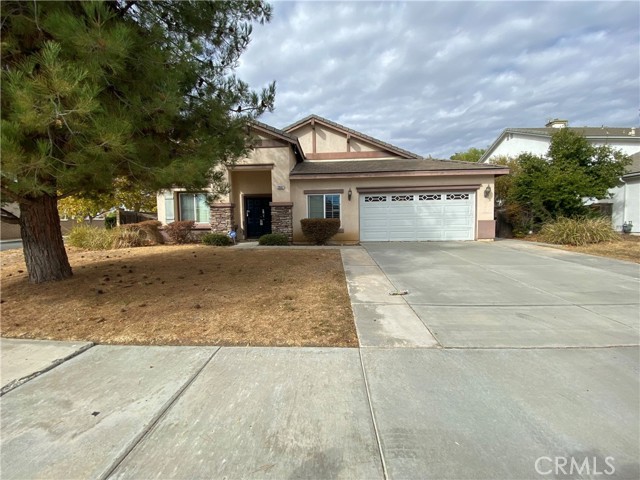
229, 166, 273, 240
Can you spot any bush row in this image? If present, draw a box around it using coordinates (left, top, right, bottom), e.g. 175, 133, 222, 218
70, 218, 345, 250
539, 217, 620, 246
68, 220, 164, 250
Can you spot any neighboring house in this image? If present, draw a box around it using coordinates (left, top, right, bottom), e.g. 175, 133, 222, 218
479, 119, 640, 233
157, 114, 508, 242
609, 152, 640, 233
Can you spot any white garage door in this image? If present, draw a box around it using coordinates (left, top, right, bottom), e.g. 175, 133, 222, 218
360, 192, 475, 241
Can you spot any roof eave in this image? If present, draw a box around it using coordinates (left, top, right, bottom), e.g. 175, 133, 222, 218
290, 168, 510, 180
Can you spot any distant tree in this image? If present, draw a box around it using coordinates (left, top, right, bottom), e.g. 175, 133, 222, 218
1, 1, 274, 283
58, 177, 157, 222
58, 195, 113, 223
450, 147, 486, 162
504, 129, 630, 233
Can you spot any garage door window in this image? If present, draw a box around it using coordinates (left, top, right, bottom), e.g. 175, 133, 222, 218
308, 194, 340, 219
419, 194, 441, 201
446, 193, 470, 200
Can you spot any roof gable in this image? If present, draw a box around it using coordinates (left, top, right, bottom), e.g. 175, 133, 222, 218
249, 120, 304, 162
284, 114, 420, 160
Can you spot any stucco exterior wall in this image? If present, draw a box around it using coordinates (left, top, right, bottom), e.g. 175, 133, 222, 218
485, 134, 550, 162
236, 146, 296, 202
485, 133, 640, 163
290, 175, 496, 243
292, 124, 381, 155
611, 179, 640, 233
293, 124, 313, 154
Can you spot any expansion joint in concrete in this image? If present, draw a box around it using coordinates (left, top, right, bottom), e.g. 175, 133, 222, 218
0, 342, 95, 397
358, 348, 389, 480
99, 347, 221, 480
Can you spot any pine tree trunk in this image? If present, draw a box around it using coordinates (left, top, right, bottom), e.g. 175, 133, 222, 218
19, 194, 73, 284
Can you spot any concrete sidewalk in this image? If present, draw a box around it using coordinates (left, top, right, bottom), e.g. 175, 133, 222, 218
1, 242, 638, 479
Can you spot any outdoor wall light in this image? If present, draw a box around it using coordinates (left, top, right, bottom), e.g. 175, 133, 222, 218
484, 185, 492, 198
348, 188, 353, 201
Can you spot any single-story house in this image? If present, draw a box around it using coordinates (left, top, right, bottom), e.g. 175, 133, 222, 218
157, 114, 509, 243
479, 119, 640, 233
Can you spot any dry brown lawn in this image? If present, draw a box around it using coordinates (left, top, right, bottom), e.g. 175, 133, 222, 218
0, 245, 357, 347
524, 234, 640, 263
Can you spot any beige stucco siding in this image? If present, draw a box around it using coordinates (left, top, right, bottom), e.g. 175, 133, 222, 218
290, 175, 495, 243
293, 124, 314, 154
235, 146, 296, 202
292, 124, 382, 154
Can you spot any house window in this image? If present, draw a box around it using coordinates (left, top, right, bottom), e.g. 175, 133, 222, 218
179, 193, 210, 223
308, 194, 340, 219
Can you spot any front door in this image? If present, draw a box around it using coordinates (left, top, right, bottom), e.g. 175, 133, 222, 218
245, 197, 272, 238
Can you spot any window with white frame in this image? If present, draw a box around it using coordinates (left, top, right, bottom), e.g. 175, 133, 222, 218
179, 193, 210, 223
307, 194, 340, 220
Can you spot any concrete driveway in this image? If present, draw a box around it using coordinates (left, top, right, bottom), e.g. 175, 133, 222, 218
1, 241, 639, 479
354, 240, 639, 348
345, 240, 639, 479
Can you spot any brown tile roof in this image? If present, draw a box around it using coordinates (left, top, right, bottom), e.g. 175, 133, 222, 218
251, 119, 299, 143
284, 114, 421, 159
291, 158, 507, 176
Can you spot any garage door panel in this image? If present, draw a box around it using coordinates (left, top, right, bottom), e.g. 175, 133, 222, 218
360, 192, 475, 242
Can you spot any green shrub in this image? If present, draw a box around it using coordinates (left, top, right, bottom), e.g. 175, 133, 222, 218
164, 220, 195, 244
68, 225, 116, 250
300, 218, 340, 245
539, 217, 620, 246
201, 233, 231, 246
104, 212, 117, 229
258, 233, 289, 246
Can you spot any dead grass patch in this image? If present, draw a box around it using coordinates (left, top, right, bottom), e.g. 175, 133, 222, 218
0, 245, 357, 347
524, 234, 640, 263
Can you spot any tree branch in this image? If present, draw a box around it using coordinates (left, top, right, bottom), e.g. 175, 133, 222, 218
0, 207, 21, 225
0, 185, 30, 205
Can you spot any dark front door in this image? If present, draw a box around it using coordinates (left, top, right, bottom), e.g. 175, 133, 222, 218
245, 197, 271, 238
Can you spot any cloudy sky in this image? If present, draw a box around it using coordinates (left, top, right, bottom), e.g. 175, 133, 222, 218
236, 1, 639, 159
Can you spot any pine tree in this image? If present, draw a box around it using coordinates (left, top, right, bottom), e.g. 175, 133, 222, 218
1, 1, 275, 283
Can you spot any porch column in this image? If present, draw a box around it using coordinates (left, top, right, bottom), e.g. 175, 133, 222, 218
210, 203, 235, 234
270, 202, 293, 243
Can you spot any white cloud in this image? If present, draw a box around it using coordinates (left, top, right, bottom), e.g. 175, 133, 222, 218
237, 1, 639, 158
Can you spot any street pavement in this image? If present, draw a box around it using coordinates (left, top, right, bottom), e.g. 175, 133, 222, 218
1, 241, 638, 479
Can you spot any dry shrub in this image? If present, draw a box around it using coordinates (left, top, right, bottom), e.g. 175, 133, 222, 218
300, 218, 340, 245
540, 217, 620, 246
164, 220, 195, 244
124, 220, 164, 245
68, 225, 117, 250
112, 228, 146, 248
